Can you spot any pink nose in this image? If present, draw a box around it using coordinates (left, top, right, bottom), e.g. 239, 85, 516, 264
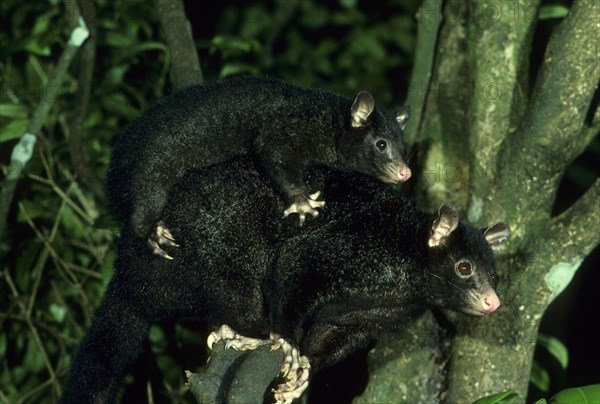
482, 291, 500, 313
398, 166, 412, 182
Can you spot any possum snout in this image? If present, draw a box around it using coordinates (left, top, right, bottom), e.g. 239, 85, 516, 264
464, 288, 500, 316
481, 290, 500, 313
396, 164, 412, 182
379, 161, 412, 183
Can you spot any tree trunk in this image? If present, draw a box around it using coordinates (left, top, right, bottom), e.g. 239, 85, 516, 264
362, 0, 599, 402
188, 1, 599, 402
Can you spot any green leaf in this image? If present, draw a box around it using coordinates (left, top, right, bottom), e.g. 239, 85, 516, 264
61, 205, 83, 239
531, 360, 550, 392
24, 40, 51, 56
220, 63, 259, 78
329, 8, 364, 26
32, 13, 52, 35
101, 95, 140, 119
340, 0, 357, 9
128, 41, 169, 54
10, 365, 27, 385
550, 385, 600, 403
149, 325, 167, 350
49, 303, 67, 323
473, 390, 519, 403
23, 338, 45, 373
0, 119, 28, 142
537, 334, 569, 369
539, 5, 569, 20
104, 32, 134, 48
84, 109, 103, 128
157, 354, 181, 385
211, 35, 255, 53
17, 199, 50, 223
0, 104, 29, 119
299, 4, 330, 28
0, 333, 6, 357
100, 249, 116, 280
104, 65, 129, 87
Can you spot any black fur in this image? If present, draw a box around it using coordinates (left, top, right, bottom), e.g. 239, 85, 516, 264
63, 156, 507, 403
106, 75, 411, 240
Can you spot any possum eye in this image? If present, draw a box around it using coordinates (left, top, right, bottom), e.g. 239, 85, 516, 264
491, 272, 499, 288
455, 260, 473, 277
376, 140, 387, 152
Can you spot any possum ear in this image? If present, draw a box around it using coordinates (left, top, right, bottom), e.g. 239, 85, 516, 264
428, 204, 458, 247
351, 91, 375, 127
396, 106, 411, 130
483, 222, 511, 252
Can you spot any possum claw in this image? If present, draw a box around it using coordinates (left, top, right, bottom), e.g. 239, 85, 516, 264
148, 239, 173, 260
283, 192, 325, 225
308, 191, 322, 201
207, 324, 237, 350
207, 324, 270, 351
156, 223, 179, 247
148, 221, 179, 260
206, 326, 311, 403
270, 336, 311, 404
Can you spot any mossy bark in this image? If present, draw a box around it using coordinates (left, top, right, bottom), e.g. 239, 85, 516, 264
355, 313, 447, 403
362, 0, 599, 403
155, 0, 203, 89
187, 341, 284, 403
187, 1, 599, 402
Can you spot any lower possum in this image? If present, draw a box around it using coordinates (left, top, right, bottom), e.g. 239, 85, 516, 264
106, 75, 411, 258
63, 156, 509, 403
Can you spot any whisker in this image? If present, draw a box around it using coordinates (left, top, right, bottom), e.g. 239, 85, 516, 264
424, 270, 462, 293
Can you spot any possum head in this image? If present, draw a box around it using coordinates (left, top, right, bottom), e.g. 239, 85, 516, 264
346, 91, 412, 184
425, 204, 511, 316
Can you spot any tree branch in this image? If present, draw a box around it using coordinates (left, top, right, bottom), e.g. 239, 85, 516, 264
67, 0, 106, 201
187, 341, 283, 403
541, 178, 600, 302
576, 104, 599, 154
0, 11, 89, 242
434, 0, 470, 162
262, 2, 299, 70
466, 0, 540, 202
404, 0, 443, 147
497, 0, 600, 216
415, 0, 471, 211
356, 312, 447, 402
155, 0, 203, 89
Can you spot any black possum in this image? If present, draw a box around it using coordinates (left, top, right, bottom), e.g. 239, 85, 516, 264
63, 156, 509, 403
106, 75, 411, 257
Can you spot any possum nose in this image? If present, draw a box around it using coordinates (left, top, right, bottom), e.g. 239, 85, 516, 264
481, 291, 500, 313
398, 165, 411, 182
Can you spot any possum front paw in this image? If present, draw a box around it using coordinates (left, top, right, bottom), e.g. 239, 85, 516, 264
207, 324, 272, 351
206, 325, 311, 404
270, 333, 311, 404
283, 192, 325, 226
147, 220, 179, 260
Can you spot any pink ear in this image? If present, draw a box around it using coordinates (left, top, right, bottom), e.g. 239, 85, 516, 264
428, 204, 458, 247
351, 91, 375, 127
484, 222, 511, 252
396, 105, 410, 130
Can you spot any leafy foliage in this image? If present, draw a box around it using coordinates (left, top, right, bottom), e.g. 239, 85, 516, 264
0, 0, 419, 402
473, 391, 519, 404
549, 384, 600, 404
0, 1, 164, 402
1, 0, 596, 402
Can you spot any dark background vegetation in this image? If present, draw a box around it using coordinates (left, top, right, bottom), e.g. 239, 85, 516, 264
0, 0, 597, 402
